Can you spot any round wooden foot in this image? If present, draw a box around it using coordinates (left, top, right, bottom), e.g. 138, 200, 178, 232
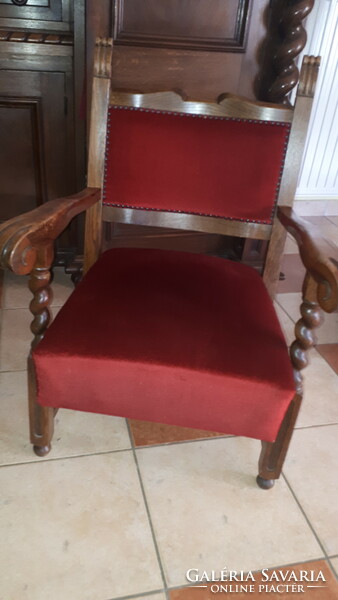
256, 475, 275, 490
33, 444, 51, 457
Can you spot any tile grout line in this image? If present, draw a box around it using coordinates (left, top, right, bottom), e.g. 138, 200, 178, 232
126, 434, 234, 451
126, 420, 169, 597
1, 425, 337, 469
106, 588, 166, 600
0, 368, 27, 373
0, 428, 236, 471
0, 446, 134, 469
0, 369, 29, 374
275, 299, 296, 326
0, 303, 67, 311
295, 422, 338, 431
282, 472, 332, 563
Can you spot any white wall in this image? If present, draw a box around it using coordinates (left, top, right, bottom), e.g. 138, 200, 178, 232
295, 0, 338, 215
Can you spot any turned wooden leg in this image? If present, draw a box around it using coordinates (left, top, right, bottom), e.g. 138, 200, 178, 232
28, 355, 54, 456
28, 244, 56, 456
257, 273, 323, 489
257, 394, 302, 489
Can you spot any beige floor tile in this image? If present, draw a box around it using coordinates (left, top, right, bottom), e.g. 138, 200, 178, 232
0, 452, 162, 600
2, 270, 32, 309
330, 556, 338, 577
283, 235, 299, 254
296, 349, 338, 428
303, 217, 338, 244
276, 292, 302, 323
274, 301, 295, 346
294, 201, 328, 217
327, 216, 338, 227
284, 425, 338, 557
137, 437, 323, 588
316, 344, 338, 374
3, 267, 73, 309
0, 305, 67, 372
0, 307, 31, 371
325, 200, 338, 217
276, 292, 338, 344
0, 371, 131, 465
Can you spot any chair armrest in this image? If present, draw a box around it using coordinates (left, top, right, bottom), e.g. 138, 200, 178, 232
277, 206, 338, 312
0, 188, 101, 275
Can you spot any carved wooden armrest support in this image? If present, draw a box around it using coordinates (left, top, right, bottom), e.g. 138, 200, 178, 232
278, 206, 338, 392
0, 188, 101, 276
278, 206, 338, 313
0, 187, 100, 348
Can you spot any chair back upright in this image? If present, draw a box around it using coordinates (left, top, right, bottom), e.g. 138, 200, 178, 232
84, 38, 320, 297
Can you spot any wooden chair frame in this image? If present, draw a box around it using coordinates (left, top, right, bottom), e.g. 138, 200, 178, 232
0, 39, 337, 489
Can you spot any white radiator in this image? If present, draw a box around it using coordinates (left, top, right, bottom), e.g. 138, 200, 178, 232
296, 0, 338, 206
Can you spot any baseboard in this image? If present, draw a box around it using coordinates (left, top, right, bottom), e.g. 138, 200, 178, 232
293, 197, 338, 216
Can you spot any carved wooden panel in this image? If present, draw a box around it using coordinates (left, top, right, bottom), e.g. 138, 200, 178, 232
0, 1, 49, 5
87, 0, 268, 101
0, 0, 72, 30
114, 0, 251, 52
0, 98, 46, 220
0, 70, 74, 221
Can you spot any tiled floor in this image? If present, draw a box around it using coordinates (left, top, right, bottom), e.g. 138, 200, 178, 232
0, 216, 337, 599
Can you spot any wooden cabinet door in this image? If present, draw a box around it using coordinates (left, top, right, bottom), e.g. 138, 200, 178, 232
0, 69, 74, 220
0, 0, 86, 254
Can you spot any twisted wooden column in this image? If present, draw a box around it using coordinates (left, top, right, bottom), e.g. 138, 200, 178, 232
28, 244, 54, 349
259, 0, 315, 103
25, 244, 54, 456
290, 273, 323, 392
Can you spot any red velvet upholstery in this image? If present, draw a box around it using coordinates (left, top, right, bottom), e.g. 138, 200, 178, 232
103, 107, 290, 224
33, 248, 295, 442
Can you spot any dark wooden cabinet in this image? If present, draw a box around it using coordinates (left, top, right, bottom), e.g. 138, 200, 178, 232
0, 68, 73, 219
0, 0, 85, 252
0, 1, 64, 25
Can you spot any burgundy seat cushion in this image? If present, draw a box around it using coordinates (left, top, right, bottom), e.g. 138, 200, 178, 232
103, 107, 290, 224
33, 248, 295, 442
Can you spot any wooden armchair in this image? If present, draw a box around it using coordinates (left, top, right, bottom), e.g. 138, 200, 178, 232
1, 39, 337, 489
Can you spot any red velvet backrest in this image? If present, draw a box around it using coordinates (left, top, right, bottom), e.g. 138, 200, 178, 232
103, 106, 290, 225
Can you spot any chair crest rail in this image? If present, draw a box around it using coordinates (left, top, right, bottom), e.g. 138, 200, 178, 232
110, 90, 293, 123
